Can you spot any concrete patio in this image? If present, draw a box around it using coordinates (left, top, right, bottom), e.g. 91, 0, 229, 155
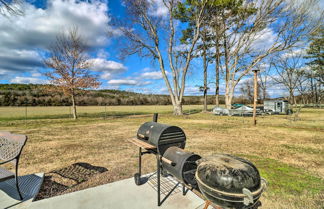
0, 173, 44, 209
2, 173, 211, 209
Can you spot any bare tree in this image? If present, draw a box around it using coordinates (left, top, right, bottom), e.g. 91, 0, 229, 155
194, 27, 214, 112
240, 78, 254, 103
44, 27, 101, 119
295, 69, 310, 105
213, 27, 223, 107
208, 1, 229, 107
212, 0, 322, 109
272, 50, 306, 105
118, 0, 207, 115
239, 77, 261, 103
257, 62, 272, 101
0, 0, 23, 16
200, 27, 212, 112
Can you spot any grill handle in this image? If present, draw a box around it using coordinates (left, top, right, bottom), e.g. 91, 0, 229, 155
138, 134, 145, 139
161, 157, 176, 166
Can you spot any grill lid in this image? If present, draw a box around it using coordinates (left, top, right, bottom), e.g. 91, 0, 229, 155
137, 122, 186, 155
196, 154, 265, 208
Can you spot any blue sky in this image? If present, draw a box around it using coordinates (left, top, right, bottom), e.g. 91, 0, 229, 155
0, 0, 321, 97
0, 0, 177, 95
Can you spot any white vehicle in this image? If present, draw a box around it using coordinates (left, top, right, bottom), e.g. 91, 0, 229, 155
212, 107, 230, 116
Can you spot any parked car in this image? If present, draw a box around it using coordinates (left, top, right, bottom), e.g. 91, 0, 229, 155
212, 107, 230, 116
232, 103, 244, 109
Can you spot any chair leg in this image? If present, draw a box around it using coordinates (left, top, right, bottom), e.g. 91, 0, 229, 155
15, 160, 23, 200
15, 175, 23, 200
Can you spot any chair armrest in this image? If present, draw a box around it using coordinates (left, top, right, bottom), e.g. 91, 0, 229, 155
0, 158, 16, 165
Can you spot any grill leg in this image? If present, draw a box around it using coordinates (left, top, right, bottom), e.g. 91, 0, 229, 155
134, 147, 142, 185
138, 147, 142, 176
182, 183, 186, 196
157, 155, 161, 206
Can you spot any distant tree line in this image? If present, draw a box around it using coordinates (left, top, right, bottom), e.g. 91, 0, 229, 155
0, 84, 225, 106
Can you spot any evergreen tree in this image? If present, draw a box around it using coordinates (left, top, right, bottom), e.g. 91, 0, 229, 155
305, 27, 324, 84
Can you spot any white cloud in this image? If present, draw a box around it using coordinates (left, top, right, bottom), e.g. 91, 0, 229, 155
149, 0, 168, 17
173, 44, 191, 52
0, 0, 110, 49
0, 0, 112, 77
0, 69, 9, 75
281, 48, 306, 59
108, 79, 152, 86
184, 86, 201, 95
101, 72, 112, 80
259, 63, 270, 70
250, 28, 277, 52
139, 67, 169, 80
266, 84, 288, 98
141, 81, 152, 85
90, 58, 127, 80
10, 76, 47, 84
141, 71, 164, 80
142, 67, 153, 72
108, 79, 138, 85
31, 71, 42, 77
0, 49, 43, 73
90, 58, 127, 73
97, 49, 110, 59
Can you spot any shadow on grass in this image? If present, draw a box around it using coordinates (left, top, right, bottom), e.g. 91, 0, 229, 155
35, 162, 107, 201
183, 108, 203, 115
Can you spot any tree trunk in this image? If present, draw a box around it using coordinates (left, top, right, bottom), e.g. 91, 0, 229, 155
215, 36, 220, 107
203, 42, 208, 112
156, 52, 183, 115
315, 81, 318, 106
310, 76, 314, 105
223, 26, 231, 109
225, 87, 235, 109
225, 91, 231, 109
289, 89, 295, 105
173, 101, 183, 115
225, 96, 233, 109
301, 95, 306, 105
71, 94, 77, 120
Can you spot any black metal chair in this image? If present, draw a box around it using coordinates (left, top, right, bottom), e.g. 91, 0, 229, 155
0, 131, 27, 200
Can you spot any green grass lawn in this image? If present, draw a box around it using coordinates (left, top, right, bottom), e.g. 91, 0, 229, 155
0, 106, 323, 208
0, 105, 211, 121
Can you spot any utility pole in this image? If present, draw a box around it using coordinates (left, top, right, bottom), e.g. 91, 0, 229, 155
252, 69, 260, 126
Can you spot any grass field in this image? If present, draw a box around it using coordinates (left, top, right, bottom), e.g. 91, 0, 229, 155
0, 105, 206, 120
0, 105, 323, 208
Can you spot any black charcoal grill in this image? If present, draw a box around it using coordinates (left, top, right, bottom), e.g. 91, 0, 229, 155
128, 113, 266, 208
162, 147, 201, 188
129, 114, 198, 206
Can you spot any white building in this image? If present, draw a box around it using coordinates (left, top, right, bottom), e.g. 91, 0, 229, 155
264, 100, 289, 114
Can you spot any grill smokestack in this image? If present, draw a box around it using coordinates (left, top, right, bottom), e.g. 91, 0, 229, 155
153, 113, 158, 122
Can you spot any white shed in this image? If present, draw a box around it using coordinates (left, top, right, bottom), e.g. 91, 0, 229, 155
264, 100, 289, 114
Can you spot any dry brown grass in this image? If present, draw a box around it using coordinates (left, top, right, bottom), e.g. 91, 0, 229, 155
0, 106, 323, 208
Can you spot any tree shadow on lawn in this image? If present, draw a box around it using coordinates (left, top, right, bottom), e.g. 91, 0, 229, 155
35, 162, 107, 201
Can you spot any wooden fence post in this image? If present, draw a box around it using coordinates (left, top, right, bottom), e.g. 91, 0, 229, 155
252, 69, 260, 126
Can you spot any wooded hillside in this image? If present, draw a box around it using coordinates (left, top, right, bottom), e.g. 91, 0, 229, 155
0, 84, 223, 106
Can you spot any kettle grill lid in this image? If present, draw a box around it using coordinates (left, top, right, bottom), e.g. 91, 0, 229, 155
196, 154, 261, 194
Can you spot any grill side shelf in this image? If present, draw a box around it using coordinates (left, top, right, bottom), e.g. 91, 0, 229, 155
128, 138, 157, 150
